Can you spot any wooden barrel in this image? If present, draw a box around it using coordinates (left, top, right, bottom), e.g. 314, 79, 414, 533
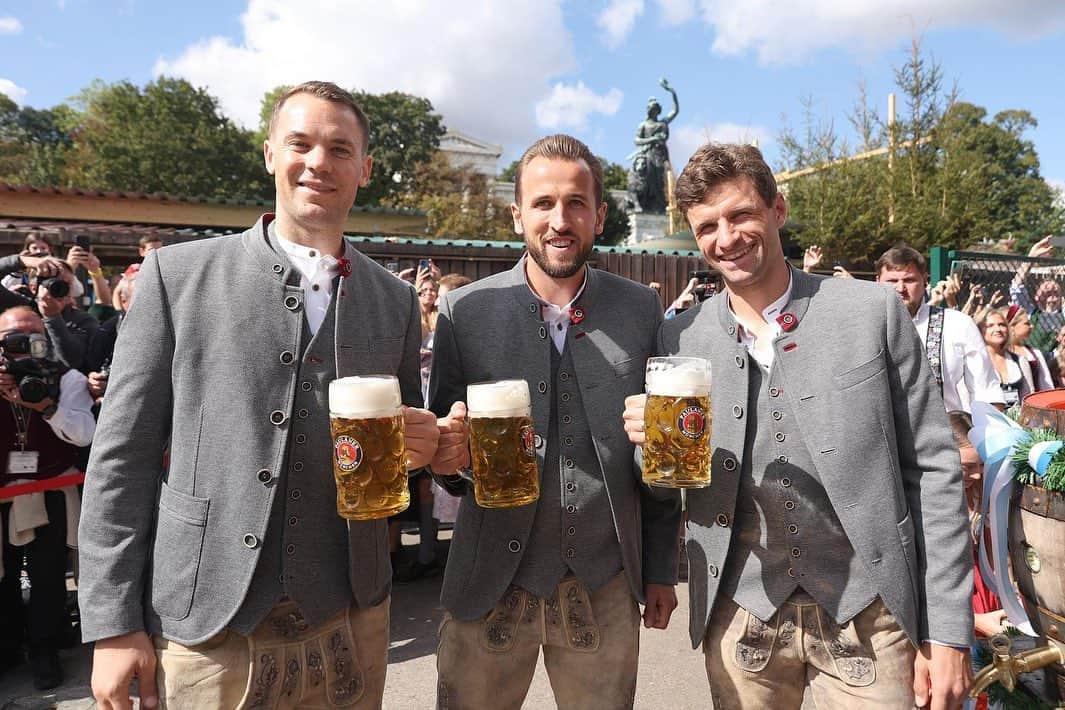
1014, 389, 1065, 702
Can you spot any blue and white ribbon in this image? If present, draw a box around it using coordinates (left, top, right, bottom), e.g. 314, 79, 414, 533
968, 402, 1036, 636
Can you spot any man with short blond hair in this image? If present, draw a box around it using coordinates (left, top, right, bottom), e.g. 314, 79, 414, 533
80, 80, 439, 709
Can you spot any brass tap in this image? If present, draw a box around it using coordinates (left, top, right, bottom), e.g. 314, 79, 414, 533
970, 634, 1065, 697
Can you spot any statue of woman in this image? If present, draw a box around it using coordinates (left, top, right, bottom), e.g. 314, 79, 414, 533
629, 78, 679, 214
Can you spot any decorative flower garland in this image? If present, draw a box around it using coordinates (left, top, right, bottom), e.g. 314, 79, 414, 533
1010, 427, 1065, 492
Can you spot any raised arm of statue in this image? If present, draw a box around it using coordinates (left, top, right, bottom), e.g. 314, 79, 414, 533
659, 78, 679, 124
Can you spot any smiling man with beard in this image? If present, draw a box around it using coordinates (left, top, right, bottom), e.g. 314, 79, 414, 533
426, 134, 681, 710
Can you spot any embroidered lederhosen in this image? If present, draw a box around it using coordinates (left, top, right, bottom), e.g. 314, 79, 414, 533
925, 305, 946, 389
482, 577, 602, 653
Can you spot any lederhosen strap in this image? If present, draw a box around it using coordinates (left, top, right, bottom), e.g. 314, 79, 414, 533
925, 305, 945, 389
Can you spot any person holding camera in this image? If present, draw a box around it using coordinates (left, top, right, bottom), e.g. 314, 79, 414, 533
0, 306, 95, 690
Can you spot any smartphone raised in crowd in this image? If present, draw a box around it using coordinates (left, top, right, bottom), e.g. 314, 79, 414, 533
74, 234, 91, 251
419, 259, 430, 271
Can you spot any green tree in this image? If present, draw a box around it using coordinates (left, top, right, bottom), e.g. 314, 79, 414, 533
778, 38, 1064, 266
0, 94, 74, 185
600, 157, 628, 192
62, 77, 268, 198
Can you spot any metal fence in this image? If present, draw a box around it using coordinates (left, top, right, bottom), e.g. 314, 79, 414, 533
930, 247, 1065, 353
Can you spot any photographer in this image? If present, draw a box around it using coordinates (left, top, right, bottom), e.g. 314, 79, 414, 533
0, 255, 100, 371
0, 306, 95, 689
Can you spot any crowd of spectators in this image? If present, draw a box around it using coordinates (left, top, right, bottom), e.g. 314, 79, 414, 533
0, 231, 156, 689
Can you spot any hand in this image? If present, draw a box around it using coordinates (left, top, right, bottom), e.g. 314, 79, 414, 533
397, 267, 416, 282
1029, 234, 1055, 259
642, 583, 678, 629
429, 259, 442, 282
944, 274, 962, 308
20, 255, 65, 278
622, 393, 648, 445
37, 286, 65, 318
87, 371, 109, 400
913, 642, 971, 709
802, 245, 823, 272
974, 609, 1008, 638
66, 245, 92, 268
0, 369, 55, 412
91, 630, 159, 710
402, 406, 440, 470
658, 77, 672, 91
988, 289, 1005, 309
832, 264, 854, 279
928, 280, 948, 307
431, 401, 470, 474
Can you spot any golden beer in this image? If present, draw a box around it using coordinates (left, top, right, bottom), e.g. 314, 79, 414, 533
328, 376, 408, 520
643, 357, 712, 488
467, 380, 539, 508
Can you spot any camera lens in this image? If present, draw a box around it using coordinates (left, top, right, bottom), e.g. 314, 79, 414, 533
18, 376, 49, 403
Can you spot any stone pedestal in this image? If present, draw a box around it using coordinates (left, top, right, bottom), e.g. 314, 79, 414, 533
626, 212, 671, 246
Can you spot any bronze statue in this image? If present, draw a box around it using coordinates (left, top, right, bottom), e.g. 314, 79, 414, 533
627, 78, 678, 214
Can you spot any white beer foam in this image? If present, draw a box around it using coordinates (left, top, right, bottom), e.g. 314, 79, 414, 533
467, 380, 531, 418
646, 366, 711, 397
329, 376, 402, 417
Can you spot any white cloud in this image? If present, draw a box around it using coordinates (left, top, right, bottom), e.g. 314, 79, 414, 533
1050, 179, 1065, 208
154, 1, 574, 152
597, 0, 644, 48
0, 78, 27, 103
655, 0, 695, 25
0, 16, 23, 34
669, 121, 771, 169
535, 82, 623, 130
693, 0, 1065, 64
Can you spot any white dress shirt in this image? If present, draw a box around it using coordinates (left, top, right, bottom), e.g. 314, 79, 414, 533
912, 300, 1005, 412
524, 259, 588, 354
276, 234, 341, 336
46, 369, 96, 447
730, 273, 793, 370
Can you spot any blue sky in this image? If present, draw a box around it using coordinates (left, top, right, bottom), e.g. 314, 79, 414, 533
2, 0, 1064, 197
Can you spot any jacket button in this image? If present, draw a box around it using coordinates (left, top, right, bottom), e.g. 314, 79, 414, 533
565, 548, 575, 559
567, 526, 576, 536
284, 295, 301, 311
723, 457, 737, 471
784, 500, 795, 510
781, 477, 792, 487
566, 504, 576, 513
769, 387, 780, 397
727, 325, 736, 336
507, 539, 522, 553
775, 432, 785, 442
772, 411, 783, 420
732, 405, 743, 418
777, 455, 788, 464
529, 303, 538, 313
301, 381, 313, 392
787, 567, 796, 578
288, 516, 298, 527
295, 433, 307, 445
297, 408, 309, 419
257, 468, 272, 483
709, 564, 719, 577
270, 410, 287, 425
287, 544, 296, 555
716, 513, 729, 527
565, 459, 574, 469
280, 351, 294, 365
791, 547, 801, 558
291, 488, 302, 501
564, 436, 574, 446
561, 393, 571, 402
735, 356, 745, 368
538, 381, 547, 394
565, 482, 576, 493
562, 415, 572, 424
788, 524, 798, 534
293, 462, 304, 472
560, 372, 570, 381
538, 326, 547, 339
242, 534, 259, 549
272, 263, 284, 274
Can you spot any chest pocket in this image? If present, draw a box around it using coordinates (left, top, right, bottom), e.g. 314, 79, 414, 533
337, 336, 406, 377
833, 349, 885, 390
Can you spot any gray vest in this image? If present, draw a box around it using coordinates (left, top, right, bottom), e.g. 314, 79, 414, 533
720, 355, 877, 624
512, 341, 624, 598
230, 285, 353, 633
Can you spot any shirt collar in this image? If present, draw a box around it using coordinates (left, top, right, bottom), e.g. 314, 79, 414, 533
913, 299, 930, 326
522, 256, 588, 323
728, 269, 794, 336
276, 232, 340, 275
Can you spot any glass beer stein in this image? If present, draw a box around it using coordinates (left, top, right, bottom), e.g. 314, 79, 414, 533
467, 380, 539, 508
328, 375, 409, 520
642, 357, 712, 488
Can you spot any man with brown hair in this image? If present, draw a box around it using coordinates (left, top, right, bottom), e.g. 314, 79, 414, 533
876, 244, 1002, 413
429, 134, 680, 709
623, 143, 973, 709
80, 81, 439, 709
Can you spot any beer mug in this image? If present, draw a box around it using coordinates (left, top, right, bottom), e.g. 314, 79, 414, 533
643, 357, 712, 488
467, 380, 539, 508
328, 375, 409, 520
